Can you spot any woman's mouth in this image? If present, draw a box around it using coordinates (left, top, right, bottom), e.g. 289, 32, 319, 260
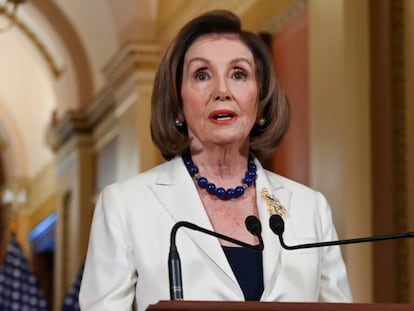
208, 110, 237, 124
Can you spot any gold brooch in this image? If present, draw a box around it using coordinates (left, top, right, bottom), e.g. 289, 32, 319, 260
261, 187, 287, 216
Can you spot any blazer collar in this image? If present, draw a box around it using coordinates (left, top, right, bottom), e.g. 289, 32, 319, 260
150, 157, 241, 296
150, 156, 292, 299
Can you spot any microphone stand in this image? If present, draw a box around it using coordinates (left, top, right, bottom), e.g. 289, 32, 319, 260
270, 214, 414, 251
169, 216, 263, 300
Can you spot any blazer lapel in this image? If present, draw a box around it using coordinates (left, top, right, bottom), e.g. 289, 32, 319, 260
150, 157, 292, 299
254, 161, 292, 299
149, 157, 240, 294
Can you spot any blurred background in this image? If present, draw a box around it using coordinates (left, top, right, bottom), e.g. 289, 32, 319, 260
0, 0, 413, 310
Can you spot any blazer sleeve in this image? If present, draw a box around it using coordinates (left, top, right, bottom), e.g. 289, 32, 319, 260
79, 184, 137, 311
316, 191, 353, 302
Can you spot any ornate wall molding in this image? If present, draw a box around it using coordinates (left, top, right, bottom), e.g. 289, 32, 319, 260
45, 88, 115, 153
0, 6, 64, 79
103, 42, 159, 118
46, 42, 160, 153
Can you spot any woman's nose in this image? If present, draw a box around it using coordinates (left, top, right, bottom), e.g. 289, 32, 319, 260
211, 89, 232, 101
211, 78, 232, 101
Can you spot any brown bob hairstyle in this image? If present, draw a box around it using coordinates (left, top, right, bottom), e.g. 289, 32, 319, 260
151, 10, 290, 161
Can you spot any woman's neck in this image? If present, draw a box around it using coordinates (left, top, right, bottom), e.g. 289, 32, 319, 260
189, 147, 251, 187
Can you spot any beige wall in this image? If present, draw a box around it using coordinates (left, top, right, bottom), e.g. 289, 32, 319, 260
309, 0, 372, 302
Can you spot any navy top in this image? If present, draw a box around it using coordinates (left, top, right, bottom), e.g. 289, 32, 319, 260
222, 246, 264, 301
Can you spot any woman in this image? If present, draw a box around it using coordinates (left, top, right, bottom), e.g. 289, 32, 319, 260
79, 10, 352, 311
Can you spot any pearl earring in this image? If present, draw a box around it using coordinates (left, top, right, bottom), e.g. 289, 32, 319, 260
257, 118, 266, 126
175, 119, 183, 127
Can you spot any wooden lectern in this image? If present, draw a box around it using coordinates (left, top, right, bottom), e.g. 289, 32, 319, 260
147, 300, 414, 311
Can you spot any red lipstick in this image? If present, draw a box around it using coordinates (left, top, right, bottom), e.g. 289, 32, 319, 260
208, 110, 237, 124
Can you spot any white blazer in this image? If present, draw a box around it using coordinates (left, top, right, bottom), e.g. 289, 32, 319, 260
79, 157, 352, 311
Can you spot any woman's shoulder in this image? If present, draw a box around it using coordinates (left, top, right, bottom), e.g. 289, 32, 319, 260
261, 168, 327, 202
262, 169, 332, 217
262, 168, 313, 191
103, 157, 179, 193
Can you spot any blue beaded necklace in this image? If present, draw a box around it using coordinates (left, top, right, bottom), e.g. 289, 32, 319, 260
182, 152, 257, 200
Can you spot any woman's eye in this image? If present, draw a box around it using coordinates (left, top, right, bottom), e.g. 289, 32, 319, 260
232, 70, 247, 80
194, 70, 210, 81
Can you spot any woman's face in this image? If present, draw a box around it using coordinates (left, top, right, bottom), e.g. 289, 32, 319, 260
181, 34, 259, 150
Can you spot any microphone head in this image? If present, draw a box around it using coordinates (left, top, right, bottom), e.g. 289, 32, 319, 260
269, 214, 285, 236
245, 215, 262, 236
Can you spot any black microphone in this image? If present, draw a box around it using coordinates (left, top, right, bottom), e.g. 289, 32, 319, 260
168, 215, 264, 300
245, 215, 265, 248
269, 214, 414, 250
